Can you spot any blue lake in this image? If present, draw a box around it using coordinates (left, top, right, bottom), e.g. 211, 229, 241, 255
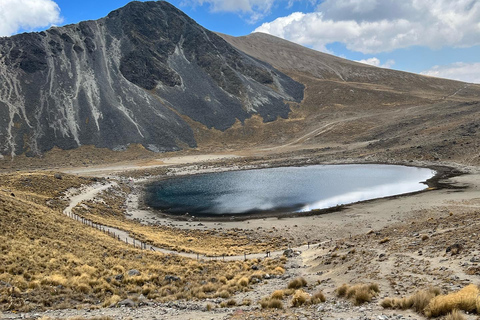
144, 164, 435, 216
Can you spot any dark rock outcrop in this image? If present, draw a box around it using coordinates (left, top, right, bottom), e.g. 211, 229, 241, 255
0, 1, 304, 156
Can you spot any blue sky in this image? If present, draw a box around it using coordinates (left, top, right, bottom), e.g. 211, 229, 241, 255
1, 0, 480, 83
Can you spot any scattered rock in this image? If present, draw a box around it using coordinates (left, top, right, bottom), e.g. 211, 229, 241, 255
114, 274, 124, 281
127, 269, 141, 277
446, 243, 463, 255
54, 173, 62, 180
117, 299, 135, 307
283, 249, 301, 257
283, 249, 295, 257
165, 275, 180, 282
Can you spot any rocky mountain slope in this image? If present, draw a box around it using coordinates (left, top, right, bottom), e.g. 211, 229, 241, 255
218, 33, 480, 166
1, 1, 479, 166
0, 1, 303, 157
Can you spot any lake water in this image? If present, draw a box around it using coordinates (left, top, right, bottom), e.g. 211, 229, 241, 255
144, 164, 435, 216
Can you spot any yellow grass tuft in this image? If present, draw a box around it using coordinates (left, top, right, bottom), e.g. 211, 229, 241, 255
271, 289, 285, 300
260, 297, 283, 309
237, 277, 249, 287
336, 283, 349, 297
311, 290, 326, 304
288, 277, 307, 289
381, 287, 441, 313
425, 284, 480, 317
273, 266, 285, 275
445, 309, 466, 320
337, 283, 380, 305
102, 294, 122, 307
219, 299, 237, 308
291, 290, 311, 307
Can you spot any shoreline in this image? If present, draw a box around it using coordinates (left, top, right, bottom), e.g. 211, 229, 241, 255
123, 159, 479, 246
130, 162, 465, 223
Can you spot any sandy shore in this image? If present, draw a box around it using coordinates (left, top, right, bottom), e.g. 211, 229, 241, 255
62, 153, 241, 176
124, 166, 479, 245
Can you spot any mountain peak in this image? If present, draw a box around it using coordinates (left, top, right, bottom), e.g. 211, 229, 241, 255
0, 1, 303, 156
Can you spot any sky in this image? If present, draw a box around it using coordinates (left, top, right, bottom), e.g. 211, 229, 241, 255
1, 0, 480, 83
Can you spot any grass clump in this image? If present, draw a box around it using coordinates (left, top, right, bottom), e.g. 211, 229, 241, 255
291, 290, 311, 307
445, 309, 466, 320
219, 299, 237, 308
260, 297, 283, 309
311, 290, 326, 304
336, 283, 380, 305
424, 284, 480, 317
271, 289, 285, 300
237, 277, 249, 287
380, 285, 480, 317
288, 277, 307, 289
336, 283, 349, 297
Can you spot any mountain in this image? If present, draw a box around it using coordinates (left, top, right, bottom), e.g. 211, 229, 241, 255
218, 33, 480, 165
1, 1, 479, 165
0, 1, 303, 156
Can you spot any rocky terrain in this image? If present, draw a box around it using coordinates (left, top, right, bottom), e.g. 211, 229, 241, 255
1, 1, 480, 320
0, 1, 303, 157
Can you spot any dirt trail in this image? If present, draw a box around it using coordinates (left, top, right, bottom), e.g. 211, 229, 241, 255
62, 181, 315, 260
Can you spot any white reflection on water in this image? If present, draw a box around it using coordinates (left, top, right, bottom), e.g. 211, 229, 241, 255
300, 180, 430, 212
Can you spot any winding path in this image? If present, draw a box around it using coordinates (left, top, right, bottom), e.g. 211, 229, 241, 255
62, 182, 315, 261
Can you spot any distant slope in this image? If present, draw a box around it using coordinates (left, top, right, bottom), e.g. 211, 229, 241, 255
220, 32, 469, 95
0, 2, 303, 156
217, 32, 480, 165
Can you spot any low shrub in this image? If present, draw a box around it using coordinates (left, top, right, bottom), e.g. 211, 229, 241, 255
445, 309, 466, 320
311, 290, 326, 304
238, 277, 249, 287
291, 290, 310, 307
425, 284, 480, 317
336, 283, 380, 305
271, 289, 285, 300
288, 277, 307, 289
260, 297, 283, 309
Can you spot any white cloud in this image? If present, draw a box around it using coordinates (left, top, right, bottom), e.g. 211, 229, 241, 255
356, 57, 395, 68
421, 62, 480, 84
183, 0, 316, 23
0, 0, 62, 36
183, 0, 276, 23
254, 0, 480, 54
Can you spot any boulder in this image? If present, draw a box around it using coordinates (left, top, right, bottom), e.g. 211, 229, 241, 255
127, 269, 141, 276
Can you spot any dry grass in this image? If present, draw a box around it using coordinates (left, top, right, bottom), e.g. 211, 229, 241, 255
220, 299, 237, 308
72, 185, 287, 256
39, 317, 114, 320
381, 287, 441, 313
311, 290, 326, 304
424, 284, 480, 317
0, 172, 286, 312
291, 290, 311, 307
381, 285, 480, 317
336, 284, 349, 297
260, 297, 283, 309
287, 277, 307, 289
271, 290, 285, 300
336, 283, 380, 305
379, 237, 390, 244
445, 310, 466, 320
